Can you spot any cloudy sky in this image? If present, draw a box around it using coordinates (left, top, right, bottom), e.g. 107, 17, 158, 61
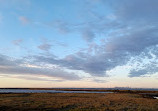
0, 0, 158, 88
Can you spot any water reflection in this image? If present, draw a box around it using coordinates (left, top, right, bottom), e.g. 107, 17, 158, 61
154, 97, 158, 99
0, 89, 113, 94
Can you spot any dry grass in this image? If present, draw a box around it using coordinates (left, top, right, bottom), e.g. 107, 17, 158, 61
0, 93, 158, 111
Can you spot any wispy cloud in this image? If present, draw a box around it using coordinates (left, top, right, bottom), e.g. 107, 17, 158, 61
82, 29, 95, 42
48, 20, 70, 34
19, 16, 30, 25
12, 39, 23, 46
2, 74, 64, 82
38, 43, 52, 51
0, 54, 81, 81
93, 79, 107, 83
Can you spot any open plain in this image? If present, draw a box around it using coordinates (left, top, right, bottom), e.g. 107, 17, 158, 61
0, 91, 158, 111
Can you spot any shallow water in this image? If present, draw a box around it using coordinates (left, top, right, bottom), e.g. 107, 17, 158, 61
0, 89, 113, 94
154, 97, 158, 99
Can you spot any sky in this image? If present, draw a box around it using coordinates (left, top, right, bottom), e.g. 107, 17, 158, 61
0, 0, 158, 88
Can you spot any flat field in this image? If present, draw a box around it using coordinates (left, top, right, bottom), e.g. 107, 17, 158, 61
0, 93, 158, 111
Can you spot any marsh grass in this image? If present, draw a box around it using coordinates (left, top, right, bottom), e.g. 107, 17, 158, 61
0, 93, 158, 111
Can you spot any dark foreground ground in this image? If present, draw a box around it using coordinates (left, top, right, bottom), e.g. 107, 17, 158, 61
0, 93, 158, 111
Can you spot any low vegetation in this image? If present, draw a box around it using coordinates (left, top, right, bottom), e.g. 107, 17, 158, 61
0, 92, 158, 111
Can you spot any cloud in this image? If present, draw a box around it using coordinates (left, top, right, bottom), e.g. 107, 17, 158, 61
48, 20, 70, 34
0, 54, 16, 66
82, 29, 95, 42
115, 0, 158, 22
19, 16, 30, 25
129, 53, 158, 77
129, 65, 158, 77
106, 26, 158, 54
27, 0, 158, 78
0, 54, 81, 81
12, 39, 23, 46
3, 74, 64, 82
1, 0, 158, 80
56, 42, 68, 47
93, 79, 107, 83
33, 25, 158, 77
0, 66, 80, 80
80, 0, 158, 42
33, 51, 111, 76
38, 43, 52, 51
